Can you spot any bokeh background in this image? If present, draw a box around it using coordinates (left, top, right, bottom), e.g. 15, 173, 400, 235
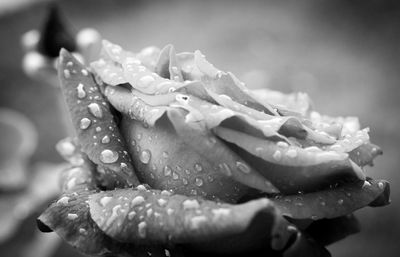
0, 0, 399, 256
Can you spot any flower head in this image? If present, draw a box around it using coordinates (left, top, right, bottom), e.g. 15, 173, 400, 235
37, 40, 390, 257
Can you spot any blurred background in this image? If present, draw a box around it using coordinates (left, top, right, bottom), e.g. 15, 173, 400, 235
0, 0, 399, 256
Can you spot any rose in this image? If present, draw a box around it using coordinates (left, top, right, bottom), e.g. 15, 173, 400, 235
37, 40, 390, 257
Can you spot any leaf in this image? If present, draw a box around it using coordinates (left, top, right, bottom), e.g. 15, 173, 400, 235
58, 49, 139, 188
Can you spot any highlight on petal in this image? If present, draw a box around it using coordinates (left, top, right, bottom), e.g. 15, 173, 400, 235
58, 49, 139, 188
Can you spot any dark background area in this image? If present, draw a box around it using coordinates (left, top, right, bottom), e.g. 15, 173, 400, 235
0, 0, 399, 256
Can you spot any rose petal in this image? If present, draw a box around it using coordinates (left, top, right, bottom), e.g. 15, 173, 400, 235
167, 108, 279, 194
349, 142, 383, 167
58, 49, 139, 188
305, 214, 360, 246
271, 179, 390, 219
214, 126, 364, 194
88, 187, 296, 252
120, 115, 260, 203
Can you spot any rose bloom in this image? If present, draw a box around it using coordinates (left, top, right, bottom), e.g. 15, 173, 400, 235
37, 39, 390, 257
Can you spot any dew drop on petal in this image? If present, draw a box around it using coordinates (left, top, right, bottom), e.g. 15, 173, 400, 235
88, 103, 103, 118
64, 69, 71, 78
128, 211, 136, 220
139, 75, 155, 87
100, 149, 119, 164
286, 149, 297, 158
77, 83, 86, 99
236, 161, 250, 174
255, 147, 263, 155
277, 141, 289, 148
182, 199, 200, 210
273, 150, 282, 161
182, 178, 188, 185
157, 199, 167, 207
100, 196, 112, 207
219, 163, 232, 176
138, 221, 147, 238
195, 178, 204, 187
131, 139, 136, 146
172, 172, 179, 180
79, 118, 91, 129
67, 213, 78, 220
164, 166, 172, 176
131, 196, 145, 207
378, 181, 384, 189
139, 150, 151, 164
162, 151, 169, 158
194, 163, 203, 172
101, 135, 110, 144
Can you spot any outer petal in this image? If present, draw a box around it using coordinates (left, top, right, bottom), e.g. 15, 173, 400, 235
58, 49, 139, 188
214, 126, 364, 194
271, 179, 390, 220
88, 187, 298, 253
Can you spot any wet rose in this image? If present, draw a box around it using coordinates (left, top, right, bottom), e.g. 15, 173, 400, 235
37, 40, 390, 257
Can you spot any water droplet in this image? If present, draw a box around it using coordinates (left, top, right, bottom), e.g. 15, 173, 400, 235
320, 201, 326, 206
182, 178, 188, 185
131, 139, 136, 146
195, 178, 204, 187
57, 196, 70, 205
80, 118, 91, 129
236, 161, 250, 174
131, 196, 145, 207
128, 211, 136, 220
95, 126, 102, 132
100, 196, 112, 207
88, 103, 103, 118
182, 199, 200, 209
172, 172, 179, 180
164, 166, 172, 176
138, 221, 147, 238
162, 151, 169, 158
207, 175, 214, 182
337, 199, 344, 205
378, 181, 384, 189
286, 149, 297, 158
101, 135, 110, 144
311, 215, 318, 220
77, 83, 86, 99
139, 150, 151, 164
157, 199, 167, 206
67, 213, 78, 220
184, 169, 190, 175
194, 163, 203, 172
255, 147, 263, 154
139, 75, 155, 87
273, 150, 282, 161
136, 133, 142, 140
277, 141, 289, 148
151, 164, 157, 172
63, 69, 71, 78
100, 149, 119, 164
219, 163, 232, 176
